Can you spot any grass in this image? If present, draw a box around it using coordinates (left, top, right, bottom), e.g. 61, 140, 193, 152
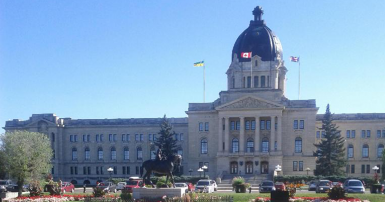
211, 192, 385, 202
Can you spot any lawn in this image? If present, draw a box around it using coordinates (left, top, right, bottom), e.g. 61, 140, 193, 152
211, 192, 385, 202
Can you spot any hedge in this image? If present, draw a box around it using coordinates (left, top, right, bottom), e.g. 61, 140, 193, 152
274, 175, 375, 187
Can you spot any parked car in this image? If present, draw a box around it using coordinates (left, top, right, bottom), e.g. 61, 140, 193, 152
124, 179, 144, 193
97, 182, 117, 193
187, 183, 195, 192
274, 182, 286, 191
0, 180, 16, 192
174, 183, 189, 193
259, 180, 276, 193
316, 180, 332, 193
332, 182, 343, 188
116, 182, 126, 191
61, 182, 75, 193
195, 180, 215, 193
343, 179, 365, 193
210, 180, 218, 191
308, 181, 317, 191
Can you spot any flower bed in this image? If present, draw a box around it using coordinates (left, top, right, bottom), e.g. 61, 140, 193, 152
7, 194, 119, 202
252, 197, 370, 202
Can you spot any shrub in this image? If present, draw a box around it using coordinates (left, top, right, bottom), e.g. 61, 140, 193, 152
328, 186, 345, 199
92, 186, 106, 197
231, 177, 245, 187
120, 189, 132, 201
155, 176, 173, 188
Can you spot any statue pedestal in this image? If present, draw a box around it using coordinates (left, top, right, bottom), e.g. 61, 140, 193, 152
133, 187, 184, 199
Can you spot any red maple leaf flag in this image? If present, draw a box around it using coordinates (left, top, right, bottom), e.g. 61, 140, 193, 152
241, 52, 252, 58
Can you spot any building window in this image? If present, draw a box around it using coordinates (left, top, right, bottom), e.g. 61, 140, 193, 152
51, 132, 55, 142
299, 120, 304, 129
127, 134, 130, 141
135, 134, 139, 141
377, 130, 381, 138
316, 131, 320, 139
366, 165, 370, 174
140, 134, 143, 141
245, 121, 250, 130
262, 138, 269, 153
247, 76, 251, 88
254, 76, 259, 88
230, 121, 235, 130
201, 139, 208, 154
299, 161, 303, 171
83, 134, 87, 142
251, 121, 256, 130
100, 134, 103, 142
148, 134, 153, 141
247, 139, 254, 153
199, 122, 204, 131
85, 148, 90, 160
232, 138, 239, 153
293, 161, 298, 171
122, 134, 126, 142
346, 130, 350, 138
72, 148, 77, 160
293, 120, 298, 129
348, 145, 354, 158
111, 147, 116, 160
367, 130, 371, 138
109, 134, 113, 142
261, 76, 265, 87
236, 121, 240, 130
177, 148, 183, 157
260, 120, 265, 130
361, 130, 366, 138
383, 130, 385, 138
70, 135, 73, 142
205, 122, 209, 131
362, 145, 369, 158
351, 130, 356, 138
295, 137, 302, 153
378, 144, 384, 158
124, 147, 129, 160
74, 135, 77, 142
113, 134, 117, 142
377, 165, 381, 173
361, 164, 365, 173
114, 166, 117, 174
322, 131, 326, 138
266, 120, 271, 130
351, 165, 355, 173
98, 148, 103, 160
150, 147, 156, 160
137, 147, 143, 160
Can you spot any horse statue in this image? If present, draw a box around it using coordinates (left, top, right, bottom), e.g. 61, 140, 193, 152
140, 154, 182, 187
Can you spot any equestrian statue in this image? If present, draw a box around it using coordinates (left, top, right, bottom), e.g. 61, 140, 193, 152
140, 148, 182, 187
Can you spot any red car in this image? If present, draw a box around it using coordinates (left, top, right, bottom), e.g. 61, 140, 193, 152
274, 182, 286, 191
187, 183, 195, 192
124, 179, 144, 193
61, 182, 75, 193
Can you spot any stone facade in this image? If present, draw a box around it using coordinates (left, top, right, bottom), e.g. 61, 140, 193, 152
3, 6, 385, 184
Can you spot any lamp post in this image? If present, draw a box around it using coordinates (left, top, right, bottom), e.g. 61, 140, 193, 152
197, 168, 203, 178
306, 168, 311, 176
274, 165, 282, 182
189, 169, 193, 176
107, 167, 113, 182
202, 165, 208, 179
372, 166, 379, 183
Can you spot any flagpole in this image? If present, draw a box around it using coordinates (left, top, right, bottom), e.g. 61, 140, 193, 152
203, 62, 206, 103
298, 56, 301, 100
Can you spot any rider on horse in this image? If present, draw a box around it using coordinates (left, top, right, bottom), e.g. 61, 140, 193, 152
155, 148, 163, 161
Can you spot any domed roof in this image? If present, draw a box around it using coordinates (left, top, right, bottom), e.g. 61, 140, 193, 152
232, 6, 283, 62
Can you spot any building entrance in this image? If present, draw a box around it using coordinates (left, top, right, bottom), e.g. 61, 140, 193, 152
230, 161, 238, 174
261, 161, 269, 174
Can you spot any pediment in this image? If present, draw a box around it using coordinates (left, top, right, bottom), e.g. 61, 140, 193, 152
216, 96, 284, 111
24, 118, 57, 128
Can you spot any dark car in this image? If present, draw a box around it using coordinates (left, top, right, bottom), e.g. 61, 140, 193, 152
0, 180, 16, 192
316, 180, 332, 193
308, 180, 317, 191
259, 181, 275, 193
98, 182, 117, 193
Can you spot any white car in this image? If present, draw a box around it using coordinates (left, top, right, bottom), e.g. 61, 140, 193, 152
195, 180, 215, 193
117, 182, 126, 190
174, 183, 188, 193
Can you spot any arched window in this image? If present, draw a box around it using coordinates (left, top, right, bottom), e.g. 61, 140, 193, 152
124, 147, 129, 160
262, 138, 269, 153
201, 139, 208, 154
85, 148, 90, 160
247, 138, 254, 153
137, 147, 143, 160
362, 145, 369, 158
377, 144, 384, 158
177, 148, 183, 157
348, 145, 354, 158
111, 147, 116, 160
295, 137, 302, 153
72, 148, 77, 160
98, 147, 103, 160
232, 138, 239, 153
150, 147, 156, 160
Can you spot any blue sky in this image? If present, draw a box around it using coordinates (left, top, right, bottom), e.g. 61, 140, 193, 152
1, 0, 385, 133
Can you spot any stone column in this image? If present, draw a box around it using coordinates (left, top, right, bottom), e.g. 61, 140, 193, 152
224, 117, 229, 152
277, 115, 282, 151
218, 117, 223, 152
270, 116, 276, 152
254, 116, 260, 152
240, 117, 245, 153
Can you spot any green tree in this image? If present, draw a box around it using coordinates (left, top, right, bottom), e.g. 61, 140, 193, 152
0, 131, 53, 196
154, 115, 178, 158
314, 104, 347, 176
0, 150, 7, 179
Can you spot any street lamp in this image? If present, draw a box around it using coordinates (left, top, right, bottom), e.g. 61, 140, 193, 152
372, 166, 379, 183
197, 168, 203, 178
202, 165, 208, 179
274, 165, 282, 182
107, 167, 113, 182
306, 168, 311, 176
189, 169, 193, 176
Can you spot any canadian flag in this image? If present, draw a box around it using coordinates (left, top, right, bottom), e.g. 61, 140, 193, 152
241, 52, 252, 58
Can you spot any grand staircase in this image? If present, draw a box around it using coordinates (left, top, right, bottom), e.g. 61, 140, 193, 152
217, 174, 273, 192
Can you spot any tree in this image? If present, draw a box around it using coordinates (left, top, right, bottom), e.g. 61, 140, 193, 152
154, 115, 178, 158
0, 131, 53, 196
314, 104, 347, 176
0, 150, 7, 179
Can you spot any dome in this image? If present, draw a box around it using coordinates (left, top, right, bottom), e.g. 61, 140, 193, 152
232, 6, 283, 62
